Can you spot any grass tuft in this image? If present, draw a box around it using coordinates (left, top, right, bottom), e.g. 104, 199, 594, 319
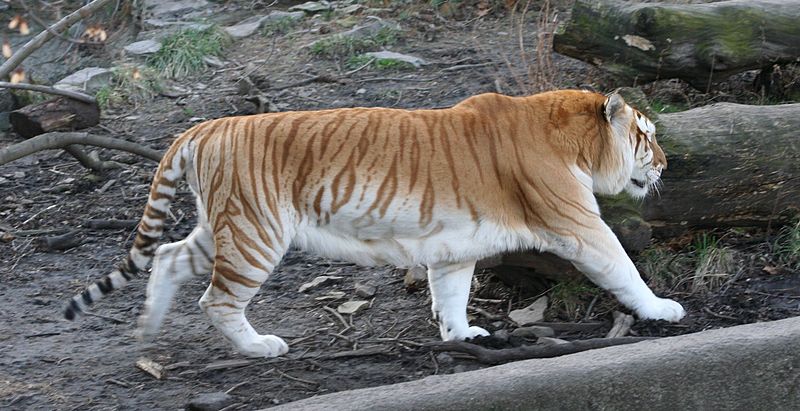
774, 219, 800, 269
310, 27, 398, 60
147, 26, 230, 78
95, 65, 162, 108
688, 233, 734, 293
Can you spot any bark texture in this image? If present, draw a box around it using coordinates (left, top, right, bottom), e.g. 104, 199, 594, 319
10, 97, 100, 138
553, 0, 800, 89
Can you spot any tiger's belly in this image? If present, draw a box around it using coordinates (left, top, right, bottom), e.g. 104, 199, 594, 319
292, 214, 544, 268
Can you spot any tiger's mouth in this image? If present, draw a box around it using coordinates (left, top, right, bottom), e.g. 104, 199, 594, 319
630, 178, 646, 189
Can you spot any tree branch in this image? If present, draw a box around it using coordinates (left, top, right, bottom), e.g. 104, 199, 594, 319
427, 337, 654, 365
0, 0, 116, 79
0, 81, 96, 104
0, 132, 163, 166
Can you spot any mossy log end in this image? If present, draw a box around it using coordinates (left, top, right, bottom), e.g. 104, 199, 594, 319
553, 0, 800, 89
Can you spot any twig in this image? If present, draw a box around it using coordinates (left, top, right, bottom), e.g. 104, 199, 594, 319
438, 62, 493, 73
268, 75, 342, 91
0, 82, 96, 104
605, 311, 634, 338
85, 219, 139, 230
323, 305, 350, 330
0, 132, 163, 166
83, 311, 127, 324
322, 346, 388, 359
275, 368, 319, 386
37, 230, 84, 251
0, 0, 116, 79
225, 381, 249, 394
702, 307, 739, 321
427, 337, 654, 365
467, 305, 504, 321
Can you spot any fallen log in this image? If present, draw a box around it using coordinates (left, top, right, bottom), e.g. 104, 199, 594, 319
10, 97, 100, 138
645, 102, 800, 234
553, 0, 800, 90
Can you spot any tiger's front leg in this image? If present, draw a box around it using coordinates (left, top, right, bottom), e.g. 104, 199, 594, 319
557, 220, 685, 322
427, 261, 490, 341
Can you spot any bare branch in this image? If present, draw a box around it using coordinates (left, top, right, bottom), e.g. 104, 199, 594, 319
0, 132, 163, 166
0, 81, 96, 104
427, 337, 653, 364
0, 0, 116, 79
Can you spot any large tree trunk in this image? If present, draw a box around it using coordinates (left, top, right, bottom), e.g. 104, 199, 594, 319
488, 101, 800, 286
10, 97, 100, 138
553, 0, 800, 90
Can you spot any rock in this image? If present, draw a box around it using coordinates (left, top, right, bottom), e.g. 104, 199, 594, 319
340, 18, 397, 40
224, 12, 305, 39
143, 0, 209, 19
404, 266, 427, 291
298, 275, 343, 293
185, 392, 234, 411
508, 296, 548, 326
289, 1, 332, 14
435, 352, 454, 364
492, 329, 510, 342
0, 89, 16, 112
54, 67, 112, 95
306, 18, 398, 49
354, 283, 376, 298
338, 4, 364, 15
202, 56, 224, 68
141, 19, 213, 31
363, 51, 428, 68
510, 325, 555, 339
124, 39, 162, 55
337, 300, 369, 315
537, 337, 570, 345
224, 15, 266, 39
314, 291, 346, 301
264, 11, 306, 23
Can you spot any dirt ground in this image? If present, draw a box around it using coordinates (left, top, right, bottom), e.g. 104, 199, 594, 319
1, 1, 799, 410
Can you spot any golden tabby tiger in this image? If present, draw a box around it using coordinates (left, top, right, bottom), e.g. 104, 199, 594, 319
65, 89, 684, 357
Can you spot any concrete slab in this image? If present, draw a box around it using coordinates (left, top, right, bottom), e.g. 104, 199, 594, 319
271, 316, 800, 410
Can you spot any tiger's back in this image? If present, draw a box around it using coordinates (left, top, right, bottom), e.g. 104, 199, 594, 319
65, 90, 684, 358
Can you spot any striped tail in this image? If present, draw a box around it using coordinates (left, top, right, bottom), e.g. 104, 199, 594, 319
64, 139, 193, 321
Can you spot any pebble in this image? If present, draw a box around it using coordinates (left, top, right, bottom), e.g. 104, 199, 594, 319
354, 282, 376, 298
508, 296, 548, 326
337, 300, 369, 315
185, 392, 234, 411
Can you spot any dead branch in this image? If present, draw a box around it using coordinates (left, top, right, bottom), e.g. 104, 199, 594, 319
427, 337, 653, 365
605, 311, 635, 338
36, 230, 84, 251
85, 219, 138, 230
0, 81, 96, 104
0, 132, 163, 166
0, 0, 116, 79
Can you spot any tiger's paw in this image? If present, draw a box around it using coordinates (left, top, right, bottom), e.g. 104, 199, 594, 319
637, 298, 685, 322
443, 325, 490, 342
236, 335, 289, 358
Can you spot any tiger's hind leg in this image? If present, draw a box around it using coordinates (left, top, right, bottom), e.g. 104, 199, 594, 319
198, 226, 291, 358
136, 224, 214, 341
427, 261, 490, 341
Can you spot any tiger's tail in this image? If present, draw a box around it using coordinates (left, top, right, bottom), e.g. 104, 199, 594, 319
64, 136, 194, 321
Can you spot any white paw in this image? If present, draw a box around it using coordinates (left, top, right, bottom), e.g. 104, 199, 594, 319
443, 326, 490, 341
636, 298, 685, 322
236, 335, 289, 358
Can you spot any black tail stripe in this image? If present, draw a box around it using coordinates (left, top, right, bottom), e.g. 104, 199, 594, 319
81, 290, 93, 305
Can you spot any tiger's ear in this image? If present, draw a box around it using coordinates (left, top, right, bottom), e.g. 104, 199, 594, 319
603, 92, 626, 123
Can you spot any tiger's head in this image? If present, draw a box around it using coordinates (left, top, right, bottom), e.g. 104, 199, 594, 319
600, 93, 667, 199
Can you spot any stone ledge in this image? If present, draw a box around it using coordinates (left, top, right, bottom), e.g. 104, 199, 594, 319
270, 316, 800, 410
